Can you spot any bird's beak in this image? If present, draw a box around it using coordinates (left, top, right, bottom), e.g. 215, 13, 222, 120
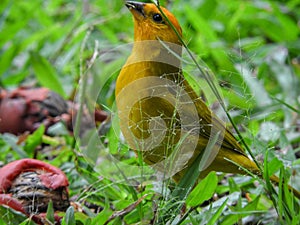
125, 1, 146, 18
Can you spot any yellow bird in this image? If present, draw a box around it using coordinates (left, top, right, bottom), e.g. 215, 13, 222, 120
115, 1, 300, 198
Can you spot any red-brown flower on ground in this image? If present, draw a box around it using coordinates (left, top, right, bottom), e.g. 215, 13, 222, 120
0, 87, 107, 135
0, 158, 70, 224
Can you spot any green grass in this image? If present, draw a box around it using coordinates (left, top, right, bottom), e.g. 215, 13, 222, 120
1, 0, 300, 224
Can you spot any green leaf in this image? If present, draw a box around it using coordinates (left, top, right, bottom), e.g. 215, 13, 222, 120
46, 201, 55, 223
2, 133, 28, 158
0, 44, 19, 77
24, 125, 45, 156
188, 213, 199, 225
235, 63, 271, 107
221, 195, 262, 225
222, 88, 255, 109
206, 198, 228, 225
267, 156, 283, 177
62, 206, 76, 225
91, 196, 112, 225
2, 71, 27, 86
228, 177, 240, 193
30, 52, 66, 97
186, 171, 218, 207
0, 205, 29, 225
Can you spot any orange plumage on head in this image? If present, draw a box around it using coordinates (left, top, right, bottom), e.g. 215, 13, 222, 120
126, 1, 182, 44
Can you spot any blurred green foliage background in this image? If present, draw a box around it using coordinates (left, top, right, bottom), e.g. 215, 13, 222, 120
1, 0, 300, 224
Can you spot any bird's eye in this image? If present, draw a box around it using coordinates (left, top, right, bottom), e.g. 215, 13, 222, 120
152, 13, 163, 23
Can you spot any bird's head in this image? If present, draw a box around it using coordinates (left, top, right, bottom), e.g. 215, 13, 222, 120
126, 1, 182, 45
